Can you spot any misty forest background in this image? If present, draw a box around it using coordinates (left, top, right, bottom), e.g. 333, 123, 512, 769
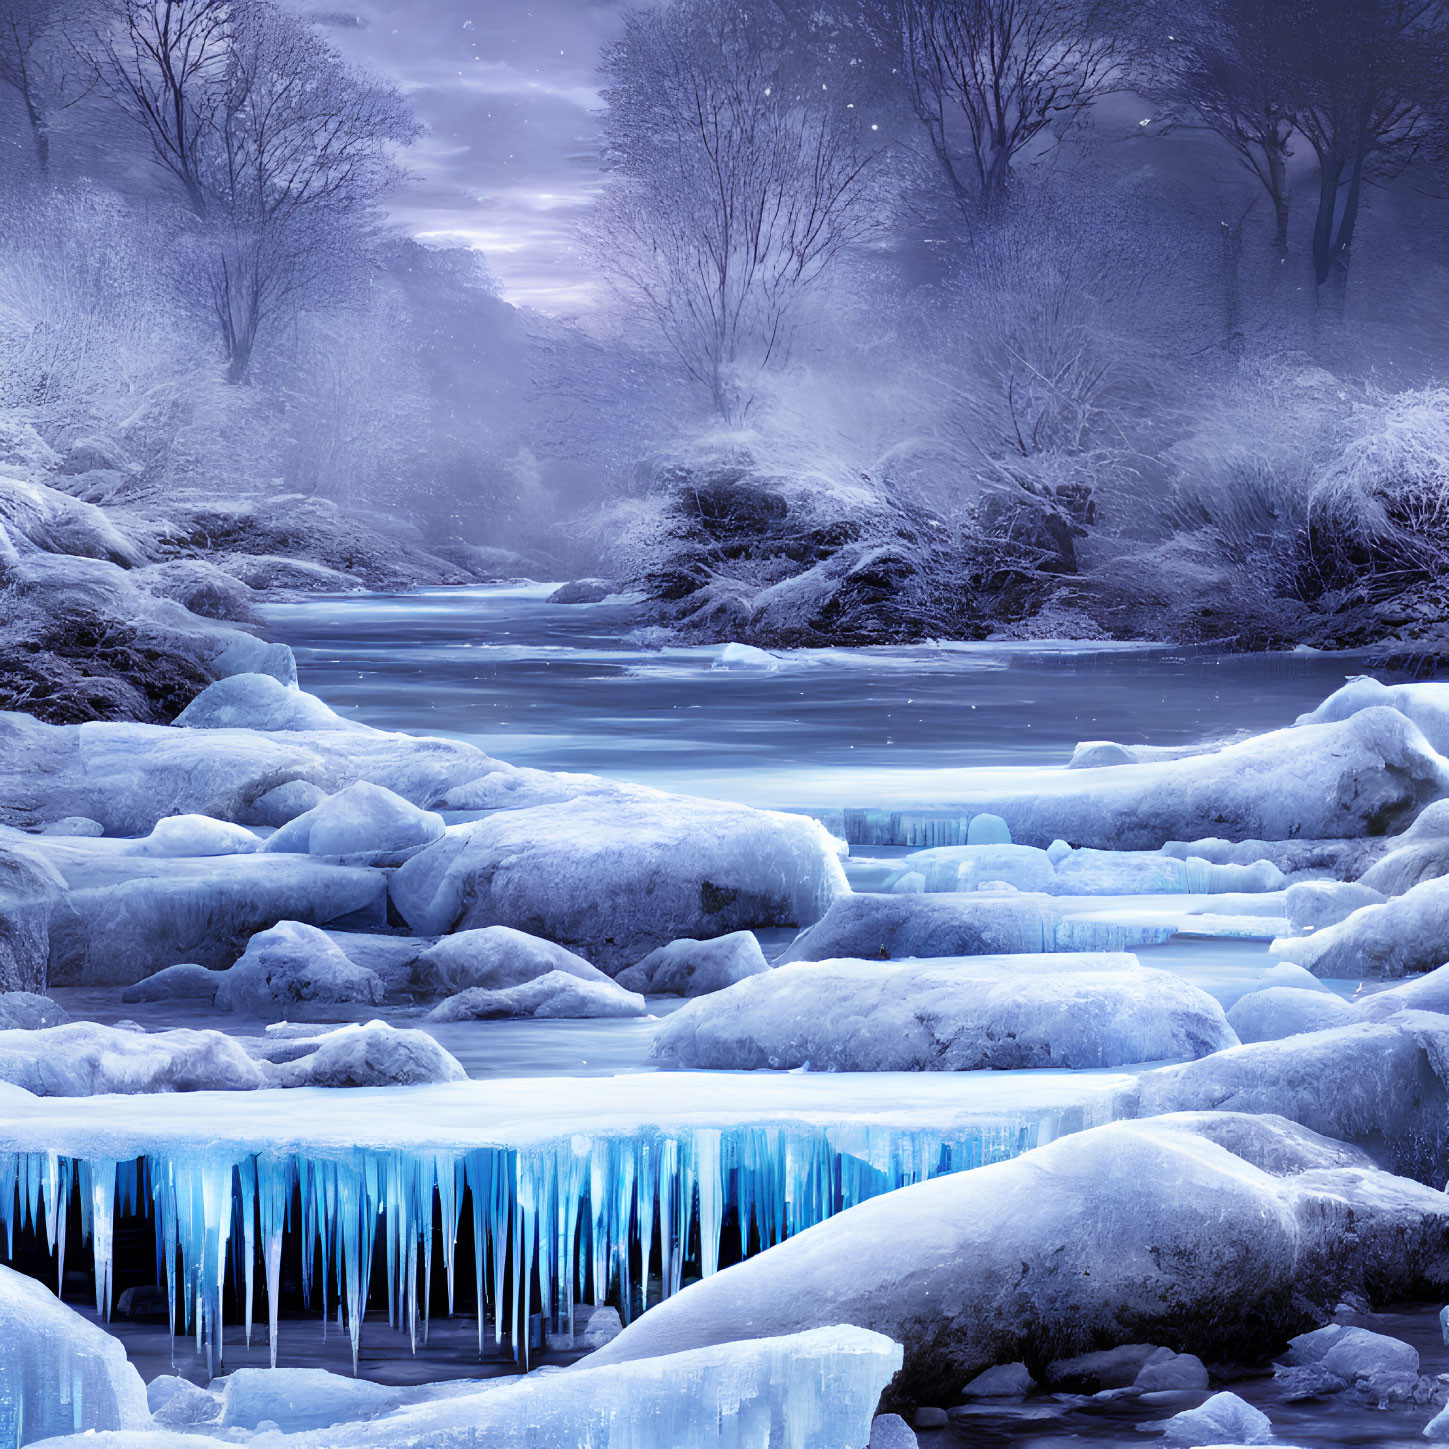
3, 0, 1449, 726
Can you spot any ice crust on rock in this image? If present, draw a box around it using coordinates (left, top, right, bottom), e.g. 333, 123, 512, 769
127, 814, 261, 857
1227, 987, 1357, 1043
412, 926, 610, 997
175, 673, 369, 733
616, 931, 770, 995
0, 991, 68, 1029
214, 922, 386, 1012
868, 1411, 920, 1448
219, 1367, 400, 1430
120, 963, 222, 1003
1272, 875, 1449, 979
1296, 676, 1449, 756
587, 1115, 1449, 1402
652, 954, 1237, 1071
26, 1327, 904, 1449
426, 971, 646, 1021
268, 1022, 467, 1088
1129, 1016, 1449, 1181
0, 1264, 150, 1448
0, 840, 66, 992
779, 892, 1173, 963
821, 708, 1449, 850
0, 709, 499, 835
391, 792, 847, 969
1153, 1390, 1273, 1445
0, 1022, 268, 1095
262, 782, 445, 866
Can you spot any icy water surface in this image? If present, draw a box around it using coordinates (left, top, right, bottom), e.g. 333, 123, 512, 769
259, 583, 1376, 807
38, 586, 1417, 1447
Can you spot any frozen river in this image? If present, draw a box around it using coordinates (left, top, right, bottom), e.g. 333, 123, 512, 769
260, 583, 1373, 808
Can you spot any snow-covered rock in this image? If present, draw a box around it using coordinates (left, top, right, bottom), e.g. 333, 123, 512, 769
29, 1326, 903, 1449
587, 1115, 1449, 1404
1129, 1016, 1449, 1182
120, 963, 223, 1003
1226, 987, 1356, 1043
0, 840, 65, 991
778, 892, 1170, 963
0, 709, 498, 835
894, 708, 1449, 849
0, 1022, 267, 1095
1272, 875, 1449, 979
1153, 1390, 1272, 1445
213, 921, 385, 1012
40, 816, 104, 836
652, 954, 1236, 1071
0, 1264, 151, 1446
1284, 880, 1385, 931
127, 814, 261, 857
219, 1367, 400, 1432
43, 851, 388, 985
1297, 676, 1449, 756
0, 991, 68, 1029
262, 781, 445, 866
548, 577, 616, 605
868, 1412, 919, 1448
712, 641, 780, 671
410, 925, 608, 996
616, 931, 770, 995
426, 971, 646, 1021
268, 1022, 467, 1088
175, 674, 367, 733
391, 791, 846, 970
1356, 963, 1449, 1021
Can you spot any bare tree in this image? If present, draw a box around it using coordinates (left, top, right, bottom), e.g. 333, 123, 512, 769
1146, 0, 1296, 258
0, 0, 92, 169
590, 0, 881, 422
892, 0, 1129, 216
92, 0, 417, 380
1282, 0, 1448, 293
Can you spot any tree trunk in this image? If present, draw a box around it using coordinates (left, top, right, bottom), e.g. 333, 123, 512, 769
1310, 151, 1344, 287
1267, 151, 1289, 260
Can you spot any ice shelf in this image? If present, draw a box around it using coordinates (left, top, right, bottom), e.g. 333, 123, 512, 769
0, 1072, 1129, 1373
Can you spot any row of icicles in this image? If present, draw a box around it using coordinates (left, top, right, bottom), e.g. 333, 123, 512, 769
0, 1121, 1037, 1375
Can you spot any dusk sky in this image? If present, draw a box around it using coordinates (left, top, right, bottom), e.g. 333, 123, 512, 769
322, 0, 626, 314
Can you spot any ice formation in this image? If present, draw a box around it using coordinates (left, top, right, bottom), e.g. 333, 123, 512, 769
412, 926, 611, 996
261, 782, 445, 866
615, 931, 771, 995
29, 1327, 903, 1449
805, 706, 1449, 849
1296, 676, 1449, 755
0, 1072, 1119, 1372
391, 794, 847, 969
652, 954, 1237, 1071
0, 1264, 151, 1448
1226, 986, 1356, 1043
1272, 874, 1449, 978
588, 1115, 1449, 1402
213, 921, 386, 1011
425, 971, 646, 1020
127, 815, 262, 857
778, 892, 1174, 964
174, 672, 370, 733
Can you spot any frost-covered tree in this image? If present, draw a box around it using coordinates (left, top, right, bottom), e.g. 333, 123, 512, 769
589, 0, 881, 422
0, 0, 92, 169
92, 0, 417, 381
1281, 0, 1449, 293
1146, 0, 1297, 258
888, 0, 1130, 216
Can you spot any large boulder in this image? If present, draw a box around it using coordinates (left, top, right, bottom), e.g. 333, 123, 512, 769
1272, 874, 1449, 979
585, 1116, 1449, 1407
1127, 1014, 1449, 1183
873, 707, 1449, 849
426, 972, 647, 1021
652, 954, 1236, 1071
390, 791, 847, 971
1297, 677, 1449, 756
